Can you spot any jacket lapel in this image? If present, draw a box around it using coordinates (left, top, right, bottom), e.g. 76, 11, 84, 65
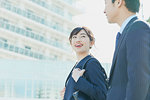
109, 17, 138, 84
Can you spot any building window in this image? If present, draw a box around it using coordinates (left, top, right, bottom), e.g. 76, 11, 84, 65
25, 46, 31, 50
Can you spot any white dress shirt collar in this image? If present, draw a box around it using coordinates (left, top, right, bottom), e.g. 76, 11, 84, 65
120, 15, 136, 34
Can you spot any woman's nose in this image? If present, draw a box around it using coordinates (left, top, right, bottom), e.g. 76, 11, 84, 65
76, 37, 81, 41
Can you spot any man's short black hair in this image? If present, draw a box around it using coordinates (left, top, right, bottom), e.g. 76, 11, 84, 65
112, 0, 140, 13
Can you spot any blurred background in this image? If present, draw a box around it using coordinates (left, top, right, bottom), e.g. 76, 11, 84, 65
0, 0, 149, 100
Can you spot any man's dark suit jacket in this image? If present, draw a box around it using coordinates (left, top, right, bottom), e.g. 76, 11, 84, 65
64, 55, 107, 100
107, 17, 150, 100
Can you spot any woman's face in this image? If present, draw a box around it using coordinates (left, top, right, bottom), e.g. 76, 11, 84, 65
70, 29, 93, 55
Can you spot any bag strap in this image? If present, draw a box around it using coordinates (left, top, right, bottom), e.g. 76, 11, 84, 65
80, 57, 93, 69
65, 56, 93, 87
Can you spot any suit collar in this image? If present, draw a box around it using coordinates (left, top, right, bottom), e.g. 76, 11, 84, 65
109, 17, 138, 85
120, 15, 136, 34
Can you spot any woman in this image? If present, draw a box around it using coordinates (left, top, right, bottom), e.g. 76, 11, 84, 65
60, 27, 107, 100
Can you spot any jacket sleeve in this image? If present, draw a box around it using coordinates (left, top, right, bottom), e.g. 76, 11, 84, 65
74, 59, 107, 100
125, 21, 150, 100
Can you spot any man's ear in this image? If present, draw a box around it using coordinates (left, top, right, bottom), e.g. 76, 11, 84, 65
115, 0, 124, 8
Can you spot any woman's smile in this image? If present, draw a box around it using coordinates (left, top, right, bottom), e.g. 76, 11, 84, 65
75, 43, 83, 48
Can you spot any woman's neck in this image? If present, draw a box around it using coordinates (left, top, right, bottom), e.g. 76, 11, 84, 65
76, 52, 90, 62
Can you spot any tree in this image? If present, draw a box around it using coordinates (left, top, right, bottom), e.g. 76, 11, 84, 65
147, 17, 150, 23
36, 87, 44, 98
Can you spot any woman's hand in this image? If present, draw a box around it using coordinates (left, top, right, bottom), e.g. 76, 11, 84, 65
60, 87, 65, 100
72, 68, 85, 82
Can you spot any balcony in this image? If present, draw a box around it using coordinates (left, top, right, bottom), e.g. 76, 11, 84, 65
29, 0, 65, 17
0, 40, 49, 60
0, 1, 71, 36
0, 19, 71, 52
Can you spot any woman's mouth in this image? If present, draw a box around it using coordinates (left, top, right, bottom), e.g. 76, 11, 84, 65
75, 44, 83, 48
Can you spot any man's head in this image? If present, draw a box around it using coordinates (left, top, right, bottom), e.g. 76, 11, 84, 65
112, 0, 140, 13
104, 0, 140, 23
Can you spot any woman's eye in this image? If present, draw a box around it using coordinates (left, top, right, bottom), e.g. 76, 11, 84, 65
72, 36, 77, 38
81, 36, 86, 38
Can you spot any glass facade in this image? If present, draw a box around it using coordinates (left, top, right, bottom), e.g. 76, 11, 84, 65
0, 79, 60, 99
0, 60, 74, 99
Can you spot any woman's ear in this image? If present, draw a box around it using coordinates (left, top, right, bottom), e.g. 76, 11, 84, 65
69, 39, 72, 45
90, 40, 95, 49
70, 42, 73, 47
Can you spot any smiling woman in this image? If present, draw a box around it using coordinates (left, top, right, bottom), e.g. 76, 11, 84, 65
69, 27, 95, 51
60, 26, 108, 100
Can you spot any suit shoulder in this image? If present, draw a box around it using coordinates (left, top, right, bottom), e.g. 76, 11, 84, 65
131, 19, 150, 29
86, 57, 102, 69
127, 19, 150, 36
126, 19, 150, 42
87, 57, 100, 64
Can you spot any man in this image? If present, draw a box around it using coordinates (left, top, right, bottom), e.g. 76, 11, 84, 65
104, 0, 150, 100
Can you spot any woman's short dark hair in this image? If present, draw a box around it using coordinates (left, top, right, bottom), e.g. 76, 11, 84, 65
69, 26, 95, 42
112, 0, 140, 13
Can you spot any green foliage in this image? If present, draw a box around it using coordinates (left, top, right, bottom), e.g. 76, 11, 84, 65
147, 17, 150, 23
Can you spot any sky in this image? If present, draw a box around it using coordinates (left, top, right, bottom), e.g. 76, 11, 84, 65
73, 0, 150, 63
